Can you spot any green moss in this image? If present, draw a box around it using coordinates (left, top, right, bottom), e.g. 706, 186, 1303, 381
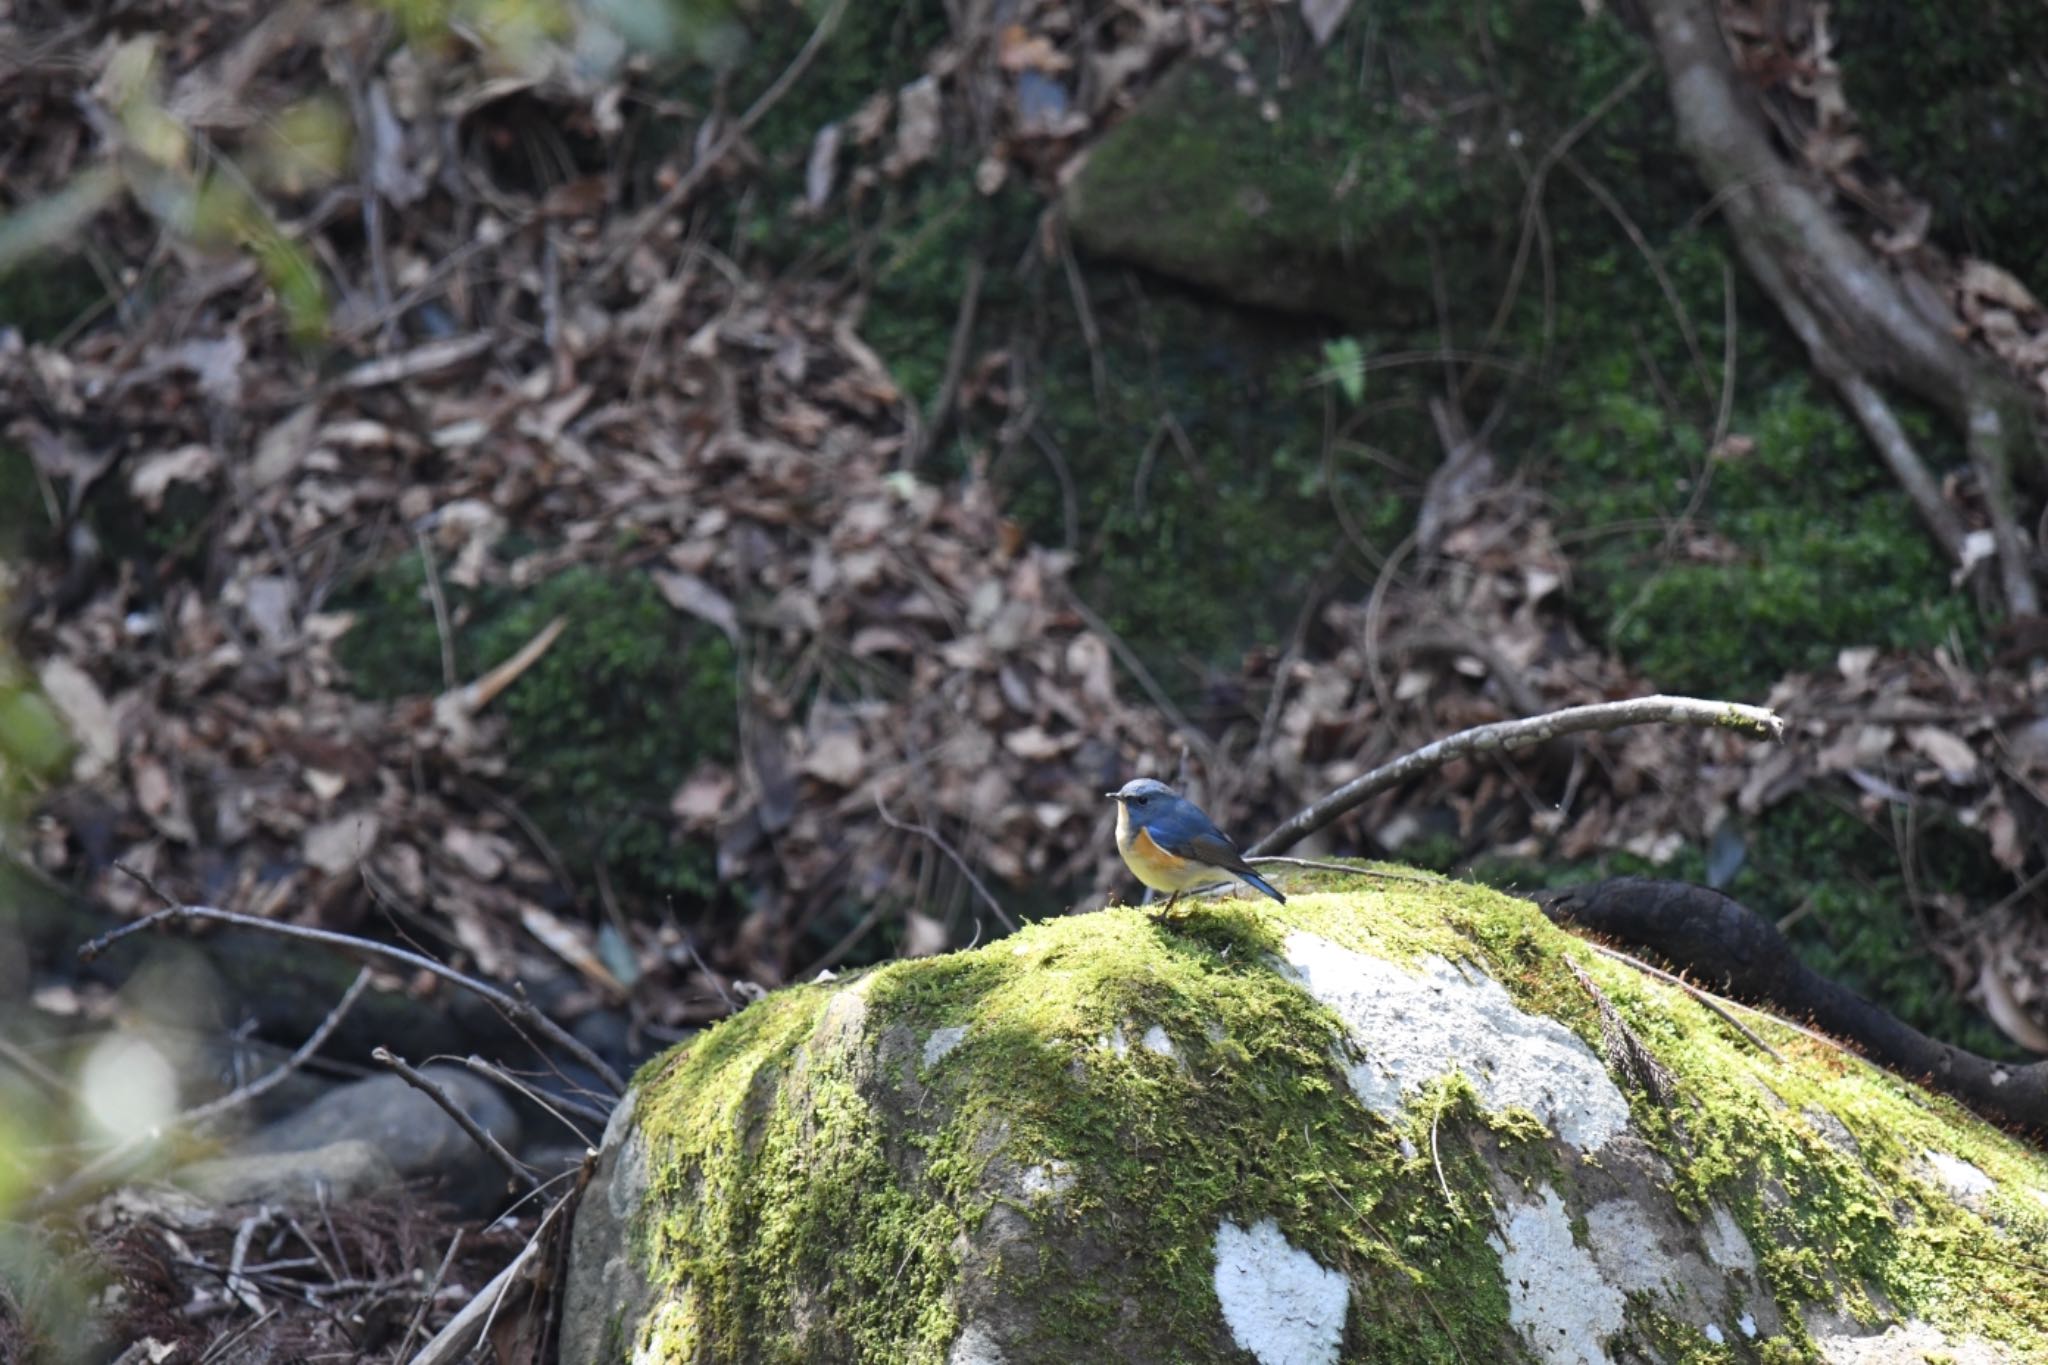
613, 876, 2048, 1361
0, 445, 54, 559
1551, 366, 1971, 698
0, 255, 104, 344
335, 557, 737, 909
1474, 792, 2019, 1060
625, 881, 1536, 1360
1574, 939, 2048, 1360
1835, 0, 2048, 286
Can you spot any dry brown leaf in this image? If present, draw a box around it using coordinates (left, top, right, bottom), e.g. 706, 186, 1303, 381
442, 826, 511, 881
1959, 258, 2042, 315
35, 656, 118, 778
885, 75, 941, 177
671, 765, 737, 828
128, 443, 218, 510
1003, 726, 1072, 760
303, 811, 381, 876
1300, 0, 1355, 48
653, 569, 740, 640
802, 731, 866, 788
1906, 725, 1978, 781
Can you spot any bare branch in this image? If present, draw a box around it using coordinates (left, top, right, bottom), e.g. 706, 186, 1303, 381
88, 865, 626, 1095
0, 1034, 76, 1102
1249, 694, 1783, 857
874, 791, 1018, 934
373, 1047, 538, 1193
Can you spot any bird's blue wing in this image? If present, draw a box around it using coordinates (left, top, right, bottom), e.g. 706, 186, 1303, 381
1150, 802, 1253, 872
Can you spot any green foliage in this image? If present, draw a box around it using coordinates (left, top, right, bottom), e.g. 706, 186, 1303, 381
1318, 337, 1367, 406
0, 256, 105, 345
335, 557, 737, 909
1836, 0, 2048, 286
1550, 364, 1971, 698
0, 445, 54, 560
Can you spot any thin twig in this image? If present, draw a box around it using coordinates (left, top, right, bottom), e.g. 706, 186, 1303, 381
90, 864, 626, 1094
374, 1048, 539, 1192
1429, 1111, 1455, 1208
1057, 217, 1107, 407
874, 791, 1017, 933
1710, 256, 1738, 453
404, 1196, 566, 1365
1067, 593, 1216, 775
905, 253, 986, 468
1480, 60, 1653, 357
1581, 942, 1789, 1063
1249, 695, 1783, 857
1559, 152, 1714, 404
0, 1034, 75, 1102
414, 527, 459, 692
460, 1055, 600, 1147
598, 0, 851, 278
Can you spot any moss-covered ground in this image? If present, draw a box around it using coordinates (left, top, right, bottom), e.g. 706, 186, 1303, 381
335, 556, 737, 910
613, 873, 2048, 1362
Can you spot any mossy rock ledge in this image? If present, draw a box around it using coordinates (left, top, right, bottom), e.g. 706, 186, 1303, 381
561, 875, 2048, 1364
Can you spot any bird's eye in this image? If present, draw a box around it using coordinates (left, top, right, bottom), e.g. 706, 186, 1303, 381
1132, 795, 1147, 806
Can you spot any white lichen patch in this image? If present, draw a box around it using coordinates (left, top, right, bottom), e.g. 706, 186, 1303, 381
1583, 1199, 1675, 1295
923, 1025, 969, 1070
1808, 1318, 2017, 1365
1704, 1323, 1724, 1345
1487, 1185, 1624, 1365
1920, 1149, 1996, 1206
1280, 932, 1630, 1150
947, 1320, 1007, 1365
1141, 1024, 1175, 1057
1212, 1218, 1348, 1365
1738, 1313, 1757, 1338
1700, 1203, 1757, 1274
1017, 1161, 1074, 1199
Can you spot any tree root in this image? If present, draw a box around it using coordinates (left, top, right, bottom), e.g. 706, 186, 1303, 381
1643, 0, 2042, 616
1534, 876, 2048, 1136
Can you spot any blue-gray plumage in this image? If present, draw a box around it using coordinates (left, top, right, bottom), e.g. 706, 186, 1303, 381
1105, 777, 1285, 912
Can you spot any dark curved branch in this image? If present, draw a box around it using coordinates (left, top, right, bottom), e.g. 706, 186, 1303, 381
1249, 695, 1783, 857
1534, 876, 2048, 1135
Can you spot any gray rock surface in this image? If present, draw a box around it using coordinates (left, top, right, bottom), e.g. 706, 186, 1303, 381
560, 887, 2048, 1363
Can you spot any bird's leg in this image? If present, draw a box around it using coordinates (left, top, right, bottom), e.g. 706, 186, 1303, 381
1150, 890, 1180, 922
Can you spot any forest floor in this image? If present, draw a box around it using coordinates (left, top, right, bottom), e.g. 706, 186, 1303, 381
4, 0, 2048, 1357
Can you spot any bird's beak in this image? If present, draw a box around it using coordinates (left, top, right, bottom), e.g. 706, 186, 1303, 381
1103, 791, 1120, 801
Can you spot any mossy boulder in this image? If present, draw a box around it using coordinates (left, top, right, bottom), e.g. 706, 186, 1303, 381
561, 874, 2048, 1363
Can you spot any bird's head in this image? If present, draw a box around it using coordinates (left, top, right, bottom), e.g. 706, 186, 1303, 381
1104, 777, 1177, 814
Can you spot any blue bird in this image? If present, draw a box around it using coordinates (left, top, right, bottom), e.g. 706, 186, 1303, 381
1105, 778, 1286, 913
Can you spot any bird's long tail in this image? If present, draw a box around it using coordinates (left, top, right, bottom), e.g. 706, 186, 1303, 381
1234, 869, 1286, 904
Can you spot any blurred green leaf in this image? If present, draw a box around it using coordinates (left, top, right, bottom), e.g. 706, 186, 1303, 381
1318, 336, 1366, 405
0, 684, 72, 785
